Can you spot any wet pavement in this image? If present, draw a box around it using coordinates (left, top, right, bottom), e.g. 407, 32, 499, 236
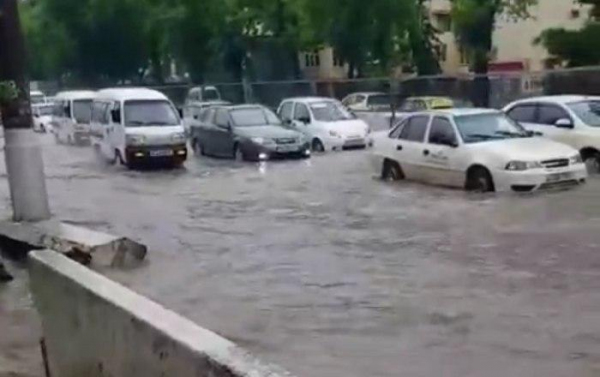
3, 133, 600, 377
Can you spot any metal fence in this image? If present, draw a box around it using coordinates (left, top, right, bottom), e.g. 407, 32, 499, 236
41, 65, 600, 110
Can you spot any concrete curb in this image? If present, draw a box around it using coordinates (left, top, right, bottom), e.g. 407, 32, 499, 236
0, 219, 146, 267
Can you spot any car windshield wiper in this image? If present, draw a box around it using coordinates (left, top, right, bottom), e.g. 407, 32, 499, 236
466, 134, 503, 140
495, 131, 527, 138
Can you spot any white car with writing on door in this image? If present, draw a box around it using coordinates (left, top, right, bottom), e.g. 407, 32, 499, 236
371, 109, 587, 192
52, 91, 96, 145
91, 88, 187, 168
504, 95, 600, 173
277, 97, 371, 152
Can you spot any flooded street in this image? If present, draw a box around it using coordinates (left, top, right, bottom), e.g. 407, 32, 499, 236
3, 133, 600, 377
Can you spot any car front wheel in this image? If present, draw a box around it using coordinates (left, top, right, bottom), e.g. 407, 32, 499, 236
584, 153, 600, 174
381, 159, 403, 181
466, 166, 495, 193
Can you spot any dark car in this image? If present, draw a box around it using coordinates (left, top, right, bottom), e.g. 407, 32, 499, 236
189, 105, 311, 161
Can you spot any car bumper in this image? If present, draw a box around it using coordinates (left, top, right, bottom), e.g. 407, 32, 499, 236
324, 136, 369, 151
125, 144, 188, 165
493, 164, 588, 192
244, 142, 311, 161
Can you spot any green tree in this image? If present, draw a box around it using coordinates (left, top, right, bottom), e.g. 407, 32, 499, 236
536, 0, 600, 67
451, 0, 536, 105
298, 0, 414, 78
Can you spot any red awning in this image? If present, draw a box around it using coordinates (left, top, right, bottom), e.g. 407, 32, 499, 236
488, 61, 525, 73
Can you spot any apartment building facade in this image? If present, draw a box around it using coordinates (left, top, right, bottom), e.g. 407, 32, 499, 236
430, 0, 588, 74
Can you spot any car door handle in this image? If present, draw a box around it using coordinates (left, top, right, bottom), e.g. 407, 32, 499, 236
396, 145, 403, 151
423, 149, 430, 156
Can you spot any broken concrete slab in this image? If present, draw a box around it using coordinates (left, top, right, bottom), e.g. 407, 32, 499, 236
0, 219, 146, 268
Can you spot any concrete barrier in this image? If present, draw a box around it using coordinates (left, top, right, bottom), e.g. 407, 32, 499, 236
29, 250, 293, 377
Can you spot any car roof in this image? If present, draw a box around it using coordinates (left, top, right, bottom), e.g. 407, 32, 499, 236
511, 95, 600, 105
282, 97, 338, 104
407, 96, 452, 102
54, 90, 97, 100
96, 88, 168, 102
347, 92, 386, 97
216, 104, 267, 111
411, 108, 500, 117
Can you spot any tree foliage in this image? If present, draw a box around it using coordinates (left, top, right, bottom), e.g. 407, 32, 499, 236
451, 0, 535, 73
536, 0, 600, 67
20, 0, 447, 83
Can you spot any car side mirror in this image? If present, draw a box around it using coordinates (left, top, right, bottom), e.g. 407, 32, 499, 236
298, 117, 310, 124
110, 109, 121, 124
555, 118, 573, 129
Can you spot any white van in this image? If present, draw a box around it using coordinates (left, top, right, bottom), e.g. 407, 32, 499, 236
91, 88, 187, 168
52, 91, 96, 145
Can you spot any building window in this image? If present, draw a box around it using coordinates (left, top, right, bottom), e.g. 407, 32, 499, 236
433, 12, 452, 33
571, 9, 580, 19
304, 51, 321, 67
333, 51, 344, 67
460, 47, 470, 65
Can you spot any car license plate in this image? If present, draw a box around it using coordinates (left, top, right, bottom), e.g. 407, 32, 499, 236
150, 149, 173, 157
277, 145, 297, 152
546, 172, 573, 183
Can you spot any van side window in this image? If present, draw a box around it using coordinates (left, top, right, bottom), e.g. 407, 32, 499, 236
101, 103, 111, 125
111, 102, 121, 124
63, 101, 71, 118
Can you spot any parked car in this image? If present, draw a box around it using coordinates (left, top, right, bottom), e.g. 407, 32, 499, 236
342, 92, 391, 112
91, 88, 187, 168
371, 108, 587, 192
189, 104, 310, 161
277, 97, 371, 152
32, 103, 54, 133
184, 86, 222, 106
30, 90, 46, 105
182, 100, 231, 136
52, 91, 97, 145
504, 95, 600, 173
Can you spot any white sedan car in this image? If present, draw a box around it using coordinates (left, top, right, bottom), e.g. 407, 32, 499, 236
504, 95, 600, 172
278, 97, 371, 152
371, 108, 587, 192
32, 103, 54, 133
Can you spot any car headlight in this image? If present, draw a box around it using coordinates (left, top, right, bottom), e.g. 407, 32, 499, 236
570, 154, 583, 165
126, 134, 146, 146
171, 133, 186, 143
505, 161, 543, 171
329, 130, 340, 137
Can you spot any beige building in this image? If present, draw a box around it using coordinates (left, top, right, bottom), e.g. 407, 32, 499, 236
299, 47, 348, 80
430, 0, 589, 74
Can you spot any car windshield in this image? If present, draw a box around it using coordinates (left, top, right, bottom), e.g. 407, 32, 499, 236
455, 112, 529, 143
72, 100, 93, 124
124, 100, 179, 127
34, 105, 53, 116
230, 107, 281, 127
567, 100, 600, 127
31, 94, 45, 105
366, 95, 390, 106
203, 89, 220, 101
310, 101, 355, 121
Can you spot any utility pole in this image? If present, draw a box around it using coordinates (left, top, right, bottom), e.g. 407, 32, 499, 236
0, 0, 50, 222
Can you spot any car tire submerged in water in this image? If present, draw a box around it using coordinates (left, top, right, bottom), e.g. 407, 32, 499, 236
234, 144, 245, 162
191, 139, 204, 156
312, 139, 325, 152
466, 166, 495, 193
381, 159, 404, 181
582, 150, 600, 174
